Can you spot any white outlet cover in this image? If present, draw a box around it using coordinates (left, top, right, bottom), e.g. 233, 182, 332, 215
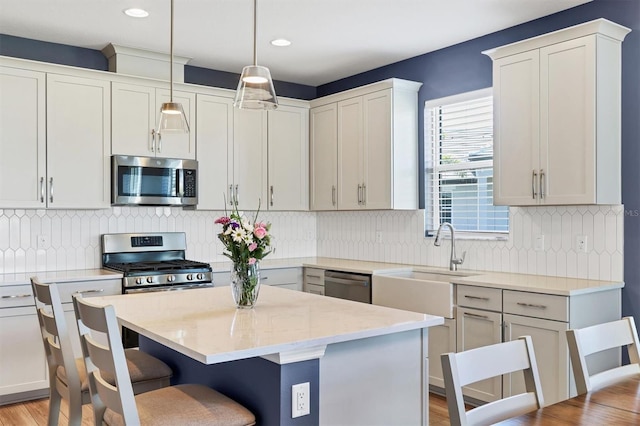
292, 382, 310, 418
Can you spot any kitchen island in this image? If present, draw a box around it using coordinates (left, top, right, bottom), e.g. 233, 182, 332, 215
88, 285, 443, 426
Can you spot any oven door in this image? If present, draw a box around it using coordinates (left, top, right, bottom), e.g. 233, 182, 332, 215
124, 282, 213, 294
112, 155, 198, 206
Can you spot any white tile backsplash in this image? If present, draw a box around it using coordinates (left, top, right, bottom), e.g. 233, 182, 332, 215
316, 205, 624, 281
0, 205, 624, 281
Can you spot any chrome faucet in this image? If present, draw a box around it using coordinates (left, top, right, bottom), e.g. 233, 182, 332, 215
434, 222, 466, 271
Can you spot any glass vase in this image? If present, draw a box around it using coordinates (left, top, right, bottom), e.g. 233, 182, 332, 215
230, 262, 261, 308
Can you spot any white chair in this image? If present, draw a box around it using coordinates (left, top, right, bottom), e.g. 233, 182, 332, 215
72, 293, 256, 426
567, 316, 640, 395
30, 277, 173, 426
441, 336, 544, 426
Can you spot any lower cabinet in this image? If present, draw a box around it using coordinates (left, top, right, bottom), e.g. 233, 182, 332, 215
428, 318, 456, 389
303, 267, 325, 295
214, 267, 303, 292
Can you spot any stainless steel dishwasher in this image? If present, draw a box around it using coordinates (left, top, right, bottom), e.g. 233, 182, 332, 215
324, 270, 371, 304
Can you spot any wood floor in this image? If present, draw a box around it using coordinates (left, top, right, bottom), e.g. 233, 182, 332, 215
0, 393, 452, 425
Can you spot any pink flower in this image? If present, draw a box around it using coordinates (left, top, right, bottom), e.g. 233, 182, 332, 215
215, 216, 230, 225
254, 226, 267, 239
248, 257, 256, 265
248, 242, 258, 252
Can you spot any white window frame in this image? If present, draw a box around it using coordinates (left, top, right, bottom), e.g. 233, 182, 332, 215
424, 88, 509, 239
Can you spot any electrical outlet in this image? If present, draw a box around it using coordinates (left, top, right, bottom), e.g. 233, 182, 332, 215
37, 234, 50, 250
576, 235, 588, 253
534, 235, 545, 251
375, 231, 383, 243
292, 382, 310, 418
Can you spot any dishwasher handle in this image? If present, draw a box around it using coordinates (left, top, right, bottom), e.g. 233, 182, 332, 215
324, 271, 371, 286
325, 276, 369, 287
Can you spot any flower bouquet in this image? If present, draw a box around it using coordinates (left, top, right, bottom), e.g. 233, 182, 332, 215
215, 202, 272, 308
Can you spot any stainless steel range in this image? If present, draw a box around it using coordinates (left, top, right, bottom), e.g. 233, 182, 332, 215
102, 232, 213, 294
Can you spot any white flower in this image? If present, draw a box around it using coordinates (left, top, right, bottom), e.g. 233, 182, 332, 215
232, 228, 247, 243
242, 218, 254, 233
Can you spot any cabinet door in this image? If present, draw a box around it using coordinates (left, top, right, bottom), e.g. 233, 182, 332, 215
111, 82, 156, 157
337, 97, 364, 210
156, 89, 196, 160
493, 50, 540, 206
456, 306, 503, 402
310, 104, 338, 210
196, 94, 234, 210
0, 307, 48, 397
0, 67, 46, 208
503, 314, 569, 406
362, 89, 392, 209
233, 109, 267, 210
429, 318, 456, 389
268, 105, 309, 211
47, 74, 111, 209
540, 36, 596, 205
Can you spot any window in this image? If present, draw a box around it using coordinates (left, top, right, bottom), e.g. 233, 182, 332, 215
425, 89, 508, 235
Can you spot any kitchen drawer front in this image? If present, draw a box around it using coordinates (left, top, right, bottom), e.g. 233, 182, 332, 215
503, 290, 568, 322
212, 271, 231, 287
261, 268, 302, 286
457, 285, 502, 312
303, 268, 324, 286
57, 279, 121, 304
0, 285, 35, 308
305, 283, 325, 296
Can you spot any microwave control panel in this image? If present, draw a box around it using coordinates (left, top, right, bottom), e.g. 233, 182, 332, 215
184, 169, 197, 197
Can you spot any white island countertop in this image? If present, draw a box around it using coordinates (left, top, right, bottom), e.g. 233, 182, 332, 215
89, 285, 443, 364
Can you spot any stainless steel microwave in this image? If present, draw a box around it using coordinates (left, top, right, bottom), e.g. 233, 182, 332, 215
112, 155, 198, 206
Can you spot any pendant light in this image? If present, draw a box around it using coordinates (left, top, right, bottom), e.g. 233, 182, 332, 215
233, 0, 278, 110
157, 0, 190, 133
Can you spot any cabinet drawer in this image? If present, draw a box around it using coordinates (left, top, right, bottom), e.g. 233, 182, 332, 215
212, 272, 231, 287
457, 285, 502, 312
262, 268, 301, 286
57, 279, 121, 304
0, 285, 34, 308
305, 283, 325, 296
303, 268, 324, 285
503, 290, 568, 322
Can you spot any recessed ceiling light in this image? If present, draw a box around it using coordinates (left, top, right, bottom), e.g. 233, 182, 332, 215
124, 8, 149, 18
271, 38, 291, 47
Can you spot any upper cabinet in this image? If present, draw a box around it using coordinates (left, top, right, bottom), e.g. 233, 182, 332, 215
196, 91, 309, 211
0, 64, 110, 209
310, 78, 422, 211
485, 19, 631, 206
111, 82, 196, 160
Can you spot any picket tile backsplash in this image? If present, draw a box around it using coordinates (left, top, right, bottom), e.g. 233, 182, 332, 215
0, 205, 623, 281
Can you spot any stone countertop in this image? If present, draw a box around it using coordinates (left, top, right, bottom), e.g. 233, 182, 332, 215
0, 269, 122, 287
88, 285, 443, 364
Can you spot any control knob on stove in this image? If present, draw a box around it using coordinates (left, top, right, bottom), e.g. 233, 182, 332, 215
197, 273, 204, 280
186, 274, 194, 281
167, 275, 176, 283
135, 277, 143, 285
146, 277, 154, 284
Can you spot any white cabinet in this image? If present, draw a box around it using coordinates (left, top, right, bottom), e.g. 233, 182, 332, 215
486, 19, 630, 206
112, 82, 196, 160
195, 94, 234, 210
310, 103, 338, 210
0, 285, 47, 403
428, 318, 456, 389
303, 268, 325, 295
310, 78, 421, 211
267, 105, 309, 211
262, 268, 302, 291
232, 109, 268, 211
0, 67, 46, 208
46, 74, 111, 209
0, 69, 110, 209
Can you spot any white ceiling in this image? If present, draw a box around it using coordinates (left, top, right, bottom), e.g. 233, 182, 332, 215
0, 0, 591, 86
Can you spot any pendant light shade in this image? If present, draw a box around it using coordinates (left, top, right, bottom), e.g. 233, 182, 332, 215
158, 0, 190, 133
234, 0, 278, 110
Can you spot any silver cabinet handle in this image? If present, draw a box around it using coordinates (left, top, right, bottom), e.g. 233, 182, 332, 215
539, 169, 545, 199
150, 129, 156, 152
228, 185, 234, 206
157, 132, 162, 153
49, 177, 54, 203
362, 183, 366, 205
357, 184, 362, 204
234, 184, 239, 205
463, 312, 489, 319
40, 177, 45, 203
75, 289, 105, 295
1, 293, 32, 299
306, 275, 322, 279
332, 185, 336, 206
532, 170, 538, 199
270, 185, 274, 207
517, 302, 547, 309
464, 295, 490, 301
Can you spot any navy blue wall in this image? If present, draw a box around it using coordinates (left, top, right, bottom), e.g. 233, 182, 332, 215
318, 0, 639, 320
0, 34, 316, 100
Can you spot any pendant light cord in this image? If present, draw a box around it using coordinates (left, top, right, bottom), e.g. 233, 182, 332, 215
253, 0, 258, 66
170, 0, 175, 102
